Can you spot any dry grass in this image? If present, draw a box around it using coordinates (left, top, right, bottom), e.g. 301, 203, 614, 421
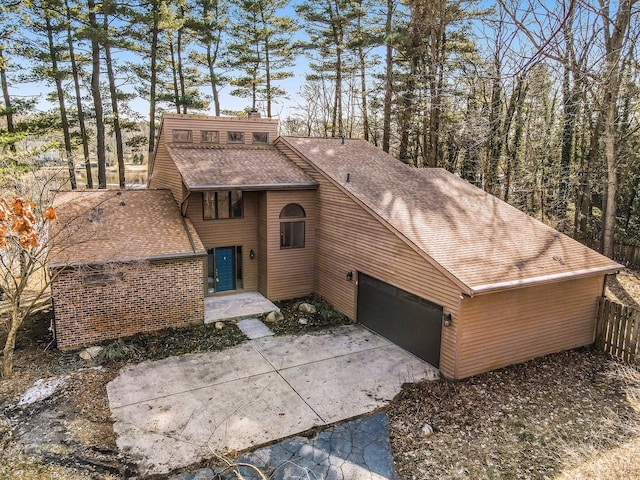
389, 350, 640, 480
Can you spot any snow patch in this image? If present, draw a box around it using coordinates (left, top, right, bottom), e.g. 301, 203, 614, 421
17, 366, 104, 406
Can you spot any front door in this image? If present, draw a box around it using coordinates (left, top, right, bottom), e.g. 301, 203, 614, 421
214, 247, 235, 292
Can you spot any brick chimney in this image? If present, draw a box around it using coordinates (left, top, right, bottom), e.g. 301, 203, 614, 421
249, 108, 261, 119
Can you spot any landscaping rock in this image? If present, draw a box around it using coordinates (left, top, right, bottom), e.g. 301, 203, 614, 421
215, 322, 225, 331
264, 311, 283, 323
79, 346, 103, 361
298, 317, 308, 325
298, 303, 317, 314
420, 424, 434, 437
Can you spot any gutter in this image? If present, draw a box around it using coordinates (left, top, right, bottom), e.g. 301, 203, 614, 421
49, 251, 207, 270
469, 263, 624, 296
188, 182, 319, 191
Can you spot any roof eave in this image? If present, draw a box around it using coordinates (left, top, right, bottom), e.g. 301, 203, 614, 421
468, 263, 624, 296
187, 182, 319, 191
48, 251, 207, 269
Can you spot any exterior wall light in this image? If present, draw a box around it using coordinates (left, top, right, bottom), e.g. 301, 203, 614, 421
346, 271, 353, 281
249, 249, 255, 259
443, 313, 452, 327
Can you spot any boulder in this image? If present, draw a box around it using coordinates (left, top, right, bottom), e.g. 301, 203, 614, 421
79, 346, 103, 361
298, 303, 317, 314
215, 321, 225, 331
264, 311, 283, 323
420, 424, 434, 437
298, 317, 308, 325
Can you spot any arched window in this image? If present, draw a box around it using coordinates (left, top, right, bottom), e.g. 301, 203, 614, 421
280, 203, 305, 248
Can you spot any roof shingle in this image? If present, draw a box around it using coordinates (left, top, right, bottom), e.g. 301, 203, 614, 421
281, 136, 621, 294
167, 144, 317, 190
49, 190, 205, 266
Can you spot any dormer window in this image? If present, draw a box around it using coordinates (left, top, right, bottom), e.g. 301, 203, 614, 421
173, 129, 192, 142
201, 130, 219, 143
253, 132, 268, 144
228, 131, 245, 143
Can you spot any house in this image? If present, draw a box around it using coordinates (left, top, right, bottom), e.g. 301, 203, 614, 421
50, 112, 621, 379
49, 190, 206, 348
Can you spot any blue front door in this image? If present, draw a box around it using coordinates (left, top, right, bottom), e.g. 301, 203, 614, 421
215, 247, 235, 292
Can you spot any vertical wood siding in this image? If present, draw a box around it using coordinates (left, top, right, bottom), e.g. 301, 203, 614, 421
277, 140, 461, 377
148, 141, 185, 204
187, 191, 259, 292
455, 275, 604, 378
258, 192, 268, 295
265, 190, 316, 300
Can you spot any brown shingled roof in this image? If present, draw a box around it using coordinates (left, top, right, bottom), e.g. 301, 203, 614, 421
49, 190, 205, 267
167, 144, 317, 190
281, 136, 621, 295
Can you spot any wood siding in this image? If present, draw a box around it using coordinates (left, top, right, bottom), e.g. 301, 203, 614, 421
150, 114, 279, 203
159, 114, 279, 146
187, 191, 259, 292
455, 275, 604, 378
264, 190, 316, 300
148, 140, 185, 204
258, 192, 268, 295
277, 140, 461, 377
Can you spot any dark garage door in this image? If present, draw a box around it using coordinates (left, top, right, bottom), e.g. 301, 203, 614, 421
357, 273, 443, 368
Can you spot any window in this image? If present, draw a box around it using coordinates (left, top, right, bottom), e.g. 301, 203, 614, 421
204, 191, 243, 220
173, 129, 192, 142
280, 203, 305, 249
227, 131, 245, 143
252, 132, 268, 144
201, 130, 219, 143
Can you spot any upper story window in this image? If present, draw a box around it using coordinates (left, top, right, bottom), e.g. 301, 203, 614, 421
252, 132, 268, 144
173, 129, 192, 142
201, 130, 219, 143
204, 191, 243, 220
227, 131, 245, 144
280, 203, 305, 249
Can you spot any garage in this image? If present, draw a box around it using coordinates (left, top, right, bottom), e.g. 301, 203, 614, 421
357, 273, 443, 367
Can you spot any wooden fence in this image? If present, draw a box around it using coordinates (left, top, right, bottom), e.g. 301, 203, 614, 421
595, 297, 640, 363
584, 238, 640, 267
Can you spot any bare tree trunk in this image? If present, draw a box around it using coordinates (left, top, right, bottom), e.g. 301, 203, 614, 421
66, 0, 92, 188
382, 0, 393, 152
169, 40, 181, 114
207, 43, 220, 116
103, 2, 125, 188
45, 14, 77, 190
148, 0, 160, 154
0, 46, 15, 152
88, 0, 107, 189
600, 0, 633, 258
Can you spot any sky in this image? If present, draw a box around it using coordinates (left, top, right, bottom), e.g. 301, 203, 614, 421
7, 1, 316, 121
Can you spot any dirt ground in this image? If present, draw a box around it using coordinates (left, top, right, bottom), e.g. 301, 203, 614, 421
1, 272, 639, 479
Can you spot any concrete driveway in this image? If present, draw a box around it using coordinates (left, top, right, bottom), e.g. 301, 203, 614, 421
107, 324, 438, 476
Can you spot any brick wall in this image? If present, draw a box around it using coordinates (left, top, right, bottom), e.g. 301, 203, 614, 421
51, 257, 205, 349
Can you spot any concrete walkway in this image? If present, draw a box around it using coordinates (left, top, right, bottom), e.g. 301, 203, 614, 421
107, 325, 438, 476
204, 292, 279, 324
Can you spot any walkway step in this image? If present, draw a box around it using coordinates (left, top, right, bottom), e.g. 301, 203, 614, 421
236, 319, 274, 339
